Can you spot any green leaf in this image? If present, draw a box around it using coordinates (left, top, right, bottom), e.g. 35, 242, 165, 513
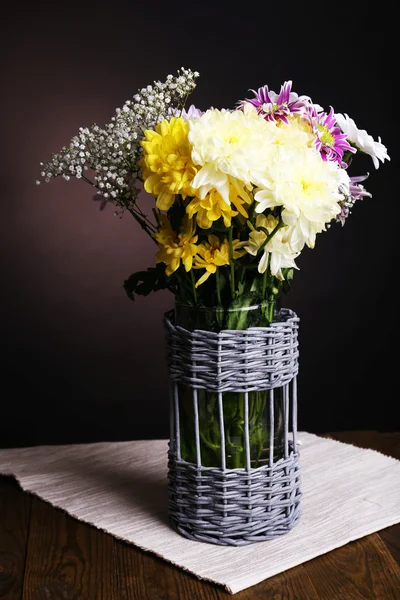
123, 263, 172, 301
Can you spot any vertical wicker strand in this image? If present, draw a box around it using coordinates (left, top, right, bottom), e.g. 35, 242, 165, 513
283, 382, 290, 516
173, 383, 181, 460
292, 376, 298, 452
244, 392, 251, 471
169, 384, 175, 455
193, 387, 201, 467
218, 392, 226, 470
244, 390, 252, 524
193, 384, 202, 524
218, 391, 227, 519
268, 388, 275, 512
244, 334, 252, 524
283, 383, 289, 460
217, 337, 226, 471
172, 381, 183, 521
217, 335, 227, 519
269, 388, 275, 464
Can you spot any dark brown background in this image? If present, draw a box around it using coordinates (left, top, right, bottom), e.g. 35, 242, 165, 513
0, 1, 398, 448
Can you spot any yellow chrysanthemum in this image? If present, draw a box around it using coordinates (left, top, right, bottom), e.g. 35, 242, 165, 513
153, 215, 198, 276
139, 117, 198, 211
193, 234, 245, 287
186, 185, 250, 229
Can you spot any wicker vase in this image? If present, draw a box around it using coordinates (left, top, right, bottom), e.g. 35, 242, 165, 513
164, 302, 302, 546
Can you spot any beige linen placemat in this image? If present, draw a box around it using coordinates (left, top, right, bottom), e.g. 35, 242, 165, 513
0, 432, 399, 594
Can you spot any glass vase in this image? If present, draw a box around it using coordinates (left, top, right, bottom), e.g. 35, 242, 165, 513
173, 301, 285, 469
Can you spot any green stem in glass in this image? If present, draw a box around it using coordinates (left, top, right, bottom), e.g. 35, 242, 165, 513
175, 302, 284, 469
190, 270, 198, 304
216, 267, 222, 306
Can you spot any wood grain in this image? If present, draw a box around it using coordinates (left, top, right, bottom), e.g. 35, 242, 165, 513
325, 431, 400, 460
22, 496, 116, 600
113, 537, 322, 599
0, 476, 31, 600
380, 524, 400, 566
113, 539, 223, 599
302, 532, 400, 600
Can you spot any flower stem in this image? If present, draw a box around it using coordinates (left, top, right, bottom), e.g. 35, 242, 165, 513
262, 269, 268, 298
81, 175, 95, 186
190, 270, 198, 304
258, 219, 284, 254
132, 201, 157, 233
128, 208, 158, 243
81, 174, 157, 240
216, 267, 222, 306
228, 226, 235, 299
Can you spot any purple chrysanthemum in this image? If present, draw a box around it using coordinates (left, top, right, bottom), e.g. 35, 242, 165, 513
336, 174, 372, 225
312, 107, 356, 165
238, 80, 313, 124
180, 104, 203, 120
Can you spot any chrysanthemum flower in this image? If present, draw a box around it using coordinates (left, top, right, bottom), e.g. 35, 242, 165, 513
335, 113, 390, 170
139, 117, 198, 210
153, 215, 198, 275
186, 183, 249, 229
193, 234, 245, 287
335, 174, 372, 226
186, 189, 239, 229
311, 107, 356, 165
188, 106, 275, 208
349, 174, 372, 199
254, 147, 349, 251
180, 104, 204, 120
238, 81, 314, 124
244, 214, 300, 278
272, 114, 316, 149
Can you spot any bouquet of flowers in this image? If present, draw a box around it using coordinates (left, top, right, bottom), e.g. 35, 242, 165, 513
37, 67, 390, 468
37, 66, 390, 330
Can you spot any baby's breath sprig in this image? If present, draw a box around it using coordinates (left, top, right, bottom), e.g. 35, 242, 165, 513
36, 67, 199, 239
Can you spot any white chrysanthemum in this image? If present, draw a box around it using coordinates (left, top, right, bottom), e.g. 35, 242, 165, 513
273, 115, 316, 150
244, 214, 300, 278
188, 105, 276, 206
254, 147, 349, 251
335, 113, 390, 170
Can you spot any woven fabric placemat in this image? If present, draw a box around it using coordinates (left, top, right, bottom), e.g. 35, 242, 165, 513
0, 432, 399, 594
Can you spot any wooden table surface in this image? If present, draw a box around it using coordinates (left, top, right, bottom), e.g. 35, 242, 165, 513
0, 431, 399, 600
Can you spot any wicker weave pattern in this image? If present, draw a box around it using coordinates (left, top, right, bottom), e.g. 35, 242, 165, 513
164, 308, 299, 392
168, 445, 301, 546
164, 308, 302, 546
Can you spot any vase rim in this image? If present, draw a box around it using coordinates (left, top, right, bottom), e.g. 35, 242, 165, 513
174, 300, 275, 314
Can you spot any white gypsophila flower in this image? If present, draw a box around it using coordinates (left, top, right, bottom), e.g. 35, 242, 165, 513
335, 113, 390, 169
188, 104, 276, 206
244, 214, 300, 279
254, 146, 349, 251
37, 68, 199, 211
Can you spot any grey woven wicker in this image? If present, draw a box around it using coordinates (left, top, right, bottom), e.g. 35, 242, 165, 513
164, 307, 301, 546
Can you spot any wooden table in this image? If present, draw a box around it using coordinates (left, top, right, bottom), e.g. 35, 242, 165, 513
0, 431, 399, 599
